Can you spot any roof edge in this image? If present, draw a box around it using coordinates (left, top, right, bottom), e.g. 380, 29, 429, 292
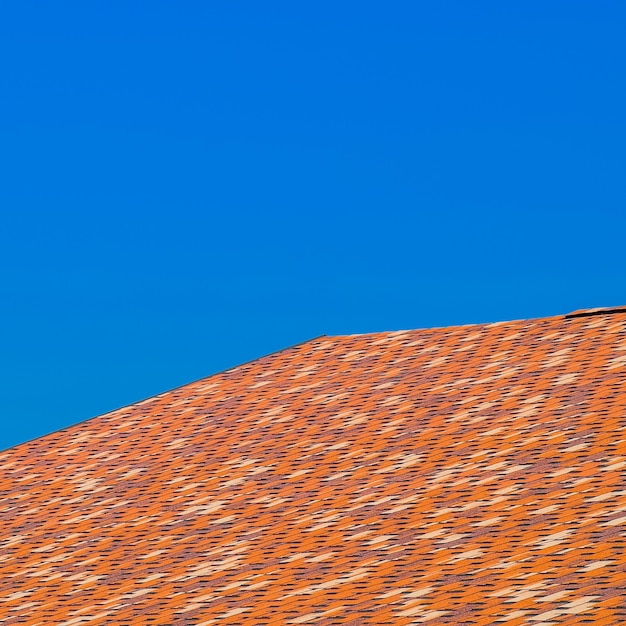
0, 334, 327, 455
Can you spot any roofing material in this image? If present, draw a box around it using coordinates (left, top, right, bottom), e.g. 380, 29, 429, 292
1, 307, 625, 625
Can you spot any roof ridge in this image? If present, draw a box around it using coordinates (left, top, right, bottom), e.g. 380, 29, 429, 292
327, 315, 545, 339
331, 305, 626, 338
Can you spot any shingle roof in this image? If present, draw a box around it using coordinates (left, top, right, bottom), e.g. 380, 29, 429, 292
1, 308, 625, 625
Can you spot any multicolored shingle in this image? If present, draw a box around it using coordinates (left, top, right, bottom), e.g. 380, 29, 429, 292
1, 308, 625, 624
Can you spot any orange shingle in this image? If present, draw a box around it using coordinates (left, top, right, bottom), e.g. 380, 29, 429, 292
1, 308, 625, 624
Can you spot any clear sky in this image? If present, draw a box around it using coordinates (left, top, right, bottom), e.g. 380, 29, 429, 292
1, 1, 625, 450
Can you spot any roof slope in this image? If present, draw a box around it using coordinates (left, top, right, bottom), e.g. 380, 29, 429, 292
1, 309, 625, 625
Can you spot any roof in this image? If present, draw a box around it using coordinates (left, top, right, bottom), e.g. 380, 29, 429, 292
1, 307, 625, 625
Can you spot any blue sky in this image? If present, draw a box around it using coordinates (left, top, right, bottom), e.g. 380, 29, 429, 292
2, 1, 625, 450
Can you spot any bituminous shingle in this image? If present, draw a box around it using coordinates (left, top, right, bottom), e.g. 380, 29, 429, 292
1, 308, 626, 624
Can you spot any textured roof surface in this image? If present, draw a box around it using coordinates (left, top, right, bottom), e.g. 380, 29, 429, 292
1, 309, 626, 625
